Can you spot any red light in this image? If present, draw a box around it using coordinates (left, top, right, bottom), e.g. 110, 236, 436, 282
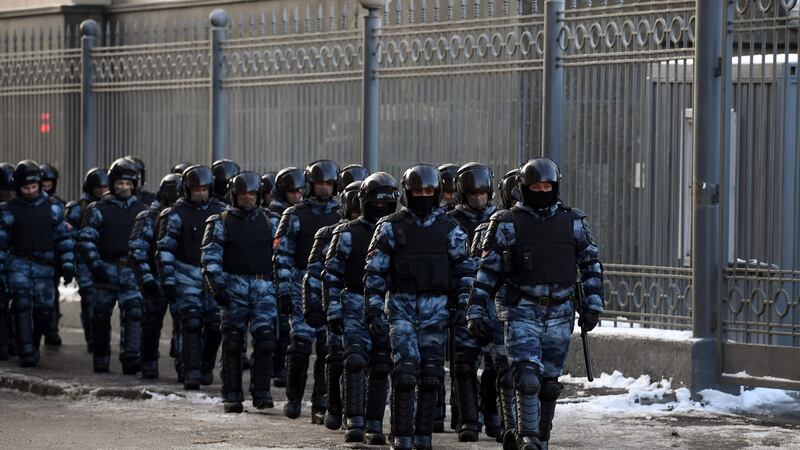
39, 112, 51, 134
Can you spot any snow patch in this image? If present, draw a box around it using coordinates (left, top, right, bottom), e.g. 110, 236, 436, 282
145, 391, 223, 405
58, 282, 81, 302
578, 319, 694, 342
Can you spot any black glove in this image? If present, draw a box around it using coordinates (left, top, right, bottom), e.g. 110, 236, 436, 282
214, 286, 232, 307
580, 309, 600, 332
328, 317, 344, 335
92, 266, 110, 284
162, 284, 179, 303
467, 318, 492, 345
278, 295, 294, 315
142, 279, 160, 298
450, 305, 467, 326
365, 307, 389, 339
304, 304, 326, 328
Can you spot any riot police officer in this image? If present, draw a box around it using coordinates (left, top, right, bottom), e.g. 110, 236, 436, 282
325, 172, 397, 444
212, 159, 240, 203
172, 162, 192, 175
0, 160, 74, 367
0, 163, 14, 361
125, 156, 156, 206
202, 172, 280, 413
129, 173, 182, 380
301, 179, 364, 430
438, 163, 459, 212
261, 171, 277, 207
468, 158, 604, 450
274, 159, 341, 422
363, 164, 475, 450
448, 162, 499, 441
79, 157, 148, 373
268, 166, 305, 388
40, 163, 65, 347
65, 168, 109, 352
157, 165, 226, 390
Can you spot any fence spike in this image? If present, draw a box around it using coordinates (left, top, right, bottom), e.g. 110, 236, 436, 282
488, 0, 494, 17
434, 0, 440, 22
461, 0, 467, 20
282, 7, 288, 35
305, 4, 311, 33
342, 1, 348, 30
192, 18, 199, 41
260, 9, 267, 35
383, 0, 391, 25
422, 0, 427, 22
239, 12, 245, 38
447, 0, 453, 21
531, 0, 537, 14
318, 3, 323, 32
353, 3, 359, 29
474, 0, 480, 19
294, 7, 300, 34
517, 0, 523, 16
272, 8, 278, 35
116, 20, 123, 45
41, 27, 46, 51
249, 11, 256, 37
396, 0, 403, 25
409, 0, 415, 24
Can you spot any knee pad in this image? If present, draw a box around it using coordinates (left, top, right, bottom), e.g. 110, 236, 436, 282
183, 316, 203, 334
392, 359, 418, 392
124, 306, 143, 322
540, 377, 563, 402
513, 362, 541, 396
419, 360, 444, 393
454, 349, 478, 380
254, 337, 276, 354
344, 351, 367, 373
223, 329, 244, 354
326, 345, 344, 364
288, 337, 313, 357
369, 348, 392, 378
12, 295, 32, 313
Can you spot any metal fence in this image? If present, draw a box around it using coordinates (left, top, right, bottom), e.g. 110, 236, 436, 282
1, 0, 799, 388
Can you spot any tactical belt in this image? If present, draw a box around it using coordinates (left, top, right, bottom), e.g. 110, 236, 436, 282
527, 296, 570, 308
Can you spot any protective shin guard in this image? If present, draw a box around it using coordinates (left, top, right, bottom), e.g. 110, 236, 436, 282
140, 312, 163, 379
250, 335, 275, 409
325, 346, 344, 430
78, 288, 94, 351
121, 306, 142, 374
284, 337, 312, 419
182, 316, 204, 389
365, 349, 391, 445
482, 360, 502, 438
454, 349, 480, 442
343, 351, 367, 441
538, 378, 563, 444
13, 296, 37, 366
272, 316, 289, 387
32, 307, 53, 353
391, 359, 418, 450
221, 330, 244, 413
92, 312, 111, 372
497, 360, 518, 448
415, 360, 443, 448
311, 333, 328, 424
514, 362, 542, 450
433, 380, 446, 432
201, 322, 222, 385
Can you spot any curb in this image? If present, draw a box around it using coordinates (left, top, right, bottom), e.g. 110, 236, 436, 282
0, 370, 178, 401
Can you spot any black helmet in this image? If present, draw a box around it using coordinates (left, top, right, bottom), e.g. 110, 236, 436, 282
212, 159, 241, 198
338, 164, 370, 193
40, 164, 59, 193
360, 172, 398, 221
340, 181, 362, 219
401, 164, 442, 216
229, 171, 262, 208
261, 171, 277, 195
438, 164, 459, 194
182, 165, 215, 201
517, 157, 561, 209
172, 162, 192, 175
305, 159, 340, 196
109, 157, 141, 195
274, 167, 306, 203
498, 169, 519, 210
82, 167, 109, 197
0, 163, 15, 191
13, 160, 43, 193
456, 162, 493, 202
157, 173, 183, 206
124, 155, 147, 189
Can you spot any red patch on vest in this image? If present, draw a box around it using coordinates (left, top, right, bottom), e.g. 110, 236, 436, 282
272, 237, 281, 251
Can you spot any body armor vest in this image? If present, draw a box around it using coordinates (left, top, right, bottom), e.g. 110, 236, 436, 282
344, 220, 375, 293
294, 204, 340, 270
7, 198, 55, 256
96, 200, 147, 261
510, 207, 577, 285
174, 202, 223, 266
390, 212, 453, 294
223, 210, 273, 276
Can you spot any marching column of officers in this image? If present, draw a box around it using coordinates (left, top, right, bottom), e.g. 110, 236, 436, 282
0, 155, 604, 450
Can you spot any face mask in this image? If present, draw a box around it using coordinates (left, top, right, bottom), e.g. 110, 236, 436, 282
364, 203, 395, 221
407, 195, 436, 216
190, 191, 209, 204
523, 189, 555, 210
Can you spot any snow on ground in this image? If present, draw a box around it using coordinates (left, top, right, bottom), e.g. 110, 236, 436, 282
584, 319, 694, 342
58, 282, 80, 302
560, 370, 800, 418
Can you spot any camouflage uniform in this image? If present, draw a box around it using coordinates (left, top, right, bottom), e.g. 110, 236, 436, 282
468, 202, 603, 447
364, 207, 474, 449
65, 194, 95, 349
0, 192, 74, 366
267, 198, 292, 385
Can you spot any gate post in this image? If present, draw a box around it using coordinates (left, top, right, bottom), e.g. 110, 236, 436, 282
541, 0, 565, 164
210, 9, 230, 163
691, 0, 728, 394
360, 0, 386, 173
80, 20, 98, 174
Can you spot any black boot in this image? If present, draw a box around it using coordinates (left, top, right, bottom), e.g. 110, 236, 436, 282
182, 315, 204, 389
454, 349, 480, 442
415, 360, 442, 450
343, 351, 366, 442
324, 345, 344, 430
390, 359, 418, 450
365, 347, 391, 445
284, 337, 312, 419
310, 332, 328, 425
221, 330, 244, 413
140, 300, 164, 379
92, 312, 112, 372
483, 360, 502, 439
250, 333, 275, 409
538, 378, 563, 450
497, 359, 518, 449
169, 310, 180, 358
433, 379, 445, 432
78, 288, 94, 353
13, 295, 38, 367
201, 320, 222, 386
514, 362, 543, 450
120, 306, 142, 375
